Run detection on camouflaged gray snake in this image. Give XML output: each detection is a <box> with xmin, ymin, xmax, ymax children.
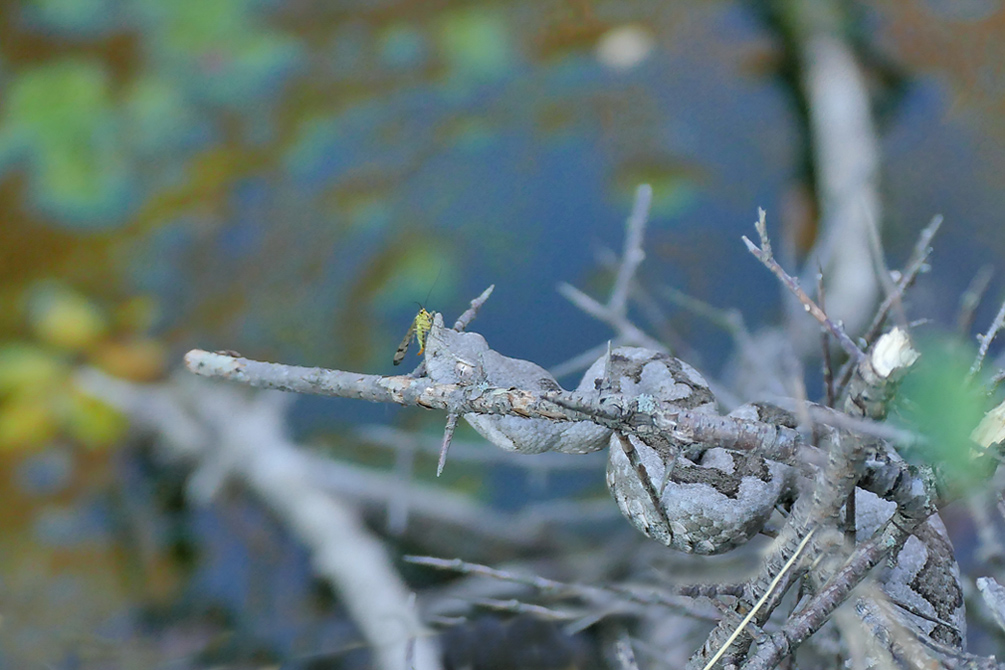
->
<box><xmin>421</xmin><ymin>314</ymin><xmax>966</xmax><ymax>649</ymax></box>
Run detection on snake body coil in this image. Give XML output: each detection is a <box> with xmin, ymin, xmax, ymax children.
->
<box><xmin>422</xmin><ymin>315</ymin><xmax>965</xmax><ymax>648</ymax></box>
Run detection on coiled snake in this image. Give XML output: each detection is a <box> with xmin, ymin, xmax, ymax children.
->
<box><xmin>422</xmin><ymin>314</ymin><xmax>966</xmax><ymax>650</ymax></box>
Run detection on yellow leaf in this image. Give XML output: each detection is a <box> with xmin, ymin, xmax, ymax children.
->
<box><xmin>28</xmin><ymin>285</ymin><xmax>108</xmax><ymax>352</ymax></box>
<box><xmin>0</xmin><ymin>395</ymin><xmax>59</xmax><ymax>451</ymax></box>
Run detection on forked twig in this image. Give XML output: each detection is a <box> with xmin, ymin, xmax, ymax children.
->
<box><xmin>556</xmin><ymin>184</ymin><xmax>669</xmax><ymax>373</ymax></box>
<box><xmin>743</xmin><ymin>208</ymin><xmax>864</xmax><ymax>363</ymax></box>
<box><xmin>834</xmin><ymin>215</ymin><xmax>942</xmax><ymax>395</ymax></box>
<box><xmin>557</xmin><ymin>283</ymin><xmax>666</xmax><ymax>352</ymax></box>
<box><xmin>860</xmin><ymin>214</ymin><xmax>943</xmax><ymax>347</ymax></box>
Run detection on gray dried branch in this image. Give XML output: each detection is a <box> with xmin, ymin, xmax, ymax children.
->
<box><xmin>185</xmin><ymin>348</ymin><xmax>943</xmax><ymax>519</ymax></box>
<box><xmin>800</xmin><ymin>20</ymin><xmax>882</xmax><ymax>339</ymax></box>
<box><xmin>613</xmin><ymin>627</ymin><xmax>641</xmax><ymax>670</ymax></box>
<box><xmin>436</xmin><ymin>412</ymin><xmax>458</xmax><ymax>477</ymax></box>
<box><xmin>958</xmin><ymin>265</ymin><xmax>994</xmax><ymax>336</ymax></box>
<box><xmin>744</xmin><ymin>208</ymin><xmax>864</xmax><ymax>362</ymax></box>
<box><xmin>834</xmin><ymin>214</ymin><xmax>942</xmax><ymax>396</ymax></box>
<box><xmin>555</xmin><ymin>184</ymin><xmax>668</xmax><ymax>372</ymax></box>
<box><xmin>816</xmin><ymin>266</ymin><xmax>835</xmax><ymax>406</ymax></box>
<box><xmin>453</xmin><ymin>284</ymin><xmax>495</xmax><ymax>332</ymax></box>
<box><xmin>970</xmin><ymin>297</ymin><xmax>1005</xmax><ymax>379</ymax></box>
<box><xmin>405</xmin><ymin>555</ymin><xmax>721</xmax><ymax>623</ymax></box>
<box><xmin>610</xmin><ymin>184</ymin><xmax>653</xmax><ymax>314</ymax></box>
<box><xmin>79</xmin><ymin>369</ymin><xmax>442</xmax><ymax>670</ymax></box>
<box><xmin>557</xmin><ymin>282</ymin><xmax>666</xmax><ymax>352</ymax></box>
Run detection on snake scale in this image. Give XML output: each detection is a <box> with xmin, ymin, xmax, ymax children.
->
<box><xmin>421</xmin><ymin>314</ymin><xmax>966</xmax><ymax>652</ymax></box>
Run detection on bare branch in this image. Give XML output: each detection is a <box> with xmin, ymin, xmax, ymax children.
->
<box><xmin>81</xmin><ymin>370</ymin><xmax>442</xmax><ymax>670</ymax></box>
<box><xmin>549</xmin><ymin>341</ymin><xmax>612</xmax><ymax>380</ymax></box>
<box><xmin>453</xmin><ymin>285</ymin><xmax>495</xmax><ymax>332</ymax></box>
<box><xmin>597</xmin><ymin>246</ymin><xmax>686</xmax><ymax>354</ymax></box>
<box><xmin>741</xmin><ymin>513</ymin><xmax>919</xmax><ymax>670</ymax></box>
<box><xmin>834</xmin><ymin>214</ymin><xmax>942</xmax><ymax>396</ymax></box>
<box><xmin>970</xmin><ymin>297</ymin><xmax>1005</xmax><ymax>379</ymax></box>
<box><xmin>610</xmin><ymin>184</ymin><xmax>653</xmax><ymax>313</ymax></box>
<box><xmin>436</xmin><ymin>413</ymin><xmax>458</xmax><ymax>476</ymax></box>
<box><xmin>859</xmin><ymin>214</ymin><xmax>943</xmax><ymax>348</ymax></box>
<box><xmin>184</xmin><ymin>349</ymin><xmax>595</xmax><ymax>423</ymax></box>
<box><xmin>557</xmin><ymin>183</ymin><xmax>671</xmax><ymax>371</ymax></box>
<box><xmin>958</xmin><ymin>265</ymin><xmax>994</xmax><ymax>336</ymax></box>
<box><xmin>744</xmin><ymin>208</ymin><xmax>864</xmax><ymax>362</ymax></box>
<box><xmin>557</xmin><ymin>282</ymin><xmax>666</xmax><ymax>352</ymax></box>
<box><xmin>468</xmin><ymin>598</ymin><xmax>578</xmax><ymax>621</ymax></box>
<box><xmin>405</xmin><ymin>555</ymin><xmax>722</xmax><ymax>622</ymax></box>
<box><xmin>662</xmin><ymin>286</ymin><xmax>747</xmax><ymax>335</ymax></box>
<box><xmin>817</xmin><ymin>266</ymin><xmax>835</xmax><ymax>406</ymax></box>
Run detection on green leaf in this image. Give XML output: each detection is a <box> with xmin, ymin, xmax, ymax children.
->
<box><xmin>893</xmin><ymin>335</ymin><xmax>988</xmax><ymax>480</ymax></box>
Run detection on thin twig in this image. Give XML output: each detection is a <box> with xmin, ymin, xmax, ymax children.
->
<box><xmin>471</xmin><ymin>598</ymin><xmax>578</xmax><ymax>620</ymax></box>
<box><xmin>744</xmin><ymin>208</ymin><xmax>864</xmax><ymax>362</ymax></box>
<box><xmin>662</xmin><ymin>286</ymin><xmax>747</xmax><ymax>335</ymax></box>
<box><xmin>610</xmin><ymin>184</ymin><xmax>653</xmax><ymax>314</ymax></box>
<box><xmin>817</xmin><ymin>265</ymin><xmax>835</xmax><ymax>407</ymax></box>
<box><xmin>970</xmin><ymin>297</ymin><xmax>1005</xmax><ymax>379</ymax></box>
<box><xmin>549</xmin><ymin>341</ymin><xmax>613</xmax><ymax>380</ymax></box>
<box><xmin>453</xmin><ymin>285</ymin><xmax>496</xmax><ymax>332</ymax></box>
<box><xmin>406</xmin><ymin>555</ymin><xmax>575</xmax><ymax>594</ymax></box>
<box><xmin>558</xmin><ymin>183</ymin><xmax>669</xmax><ymax>364</ymax></box>
<box><xmin>557</xmin><ymin>283</ymin><xmax>666</xmax><ymax>352</ymax></box>
<box><xmin>862</xmin><ymin>214</ymin><xmax>943</xmax><ymax>346</ymax></box>
<box><xmin>436</xmin><ymin>413</ymin><xmax>458</xmax><ymax>477</ymax></box>
<box><xmin>834</xmin><ymin>214</ymin><xmax>942</xmax><ymax>395</ymax></box>
<box><xmin>958</xmin><ymin>265</ymin><xmax>994</xmax><ymax>336</ymax></box>
<box><xmin>865</xmin><ymin>203</ymin><xmax>908</xmax><ymax>333</ymax></box>
<box><xmin>596</xmin><ymin>246</ymin><xmax>688</xmax><ymax>354</ymax></box>
<box><xmin>405</xmin><ymin>555</ymin><xmax>722</xmax><ymax>622</ymax></box>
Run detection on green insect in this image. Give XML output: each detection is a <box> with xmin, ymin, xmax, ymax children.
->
<box><xmin>393</xmin><ymin>307</ymin><xmax>434</xmax><ymax>365</ymax></box>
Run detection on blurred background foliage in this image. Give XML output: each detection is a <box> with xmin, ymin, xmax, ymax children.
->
<box><xmin>2</xmin><ymin>0</ymin><xmax>1005</xmax><ymax>667</ymax></box>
